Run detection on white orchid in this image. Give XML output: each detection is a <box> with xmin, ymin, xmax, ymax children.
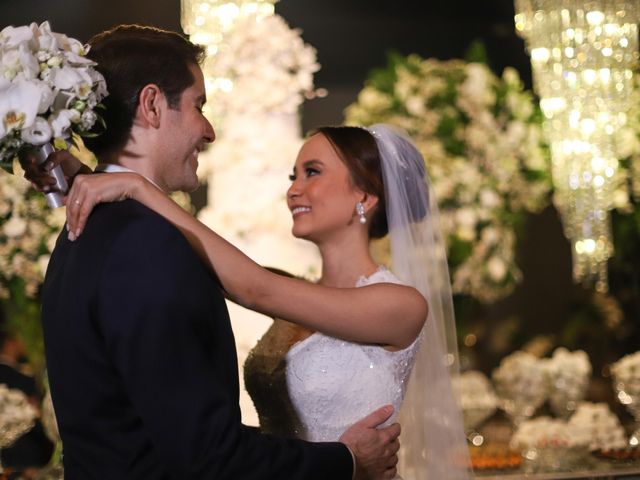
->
<box><xmin>0</xmin><ymin>79</ymin><xmax>42</xmax><ymax>136</ymax></box>
<box><xmin>0</xmin><ymin>25</ymin><xmax>33</xmax><ymax>49</ymax></box>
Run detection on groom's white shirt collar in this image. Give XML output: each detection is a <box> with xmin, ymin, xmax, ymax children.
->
<box><xmin>95</xmin><ymin>163</ymin><xmax>164</xmax><ymax>192</ymax></box>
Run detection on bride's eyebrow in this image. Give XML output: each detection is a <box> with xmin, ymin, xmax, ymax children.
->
<box><xmin>302</xmin><ymin>159</ymin><xmax>323</xmax><ymax>168</ymax></box>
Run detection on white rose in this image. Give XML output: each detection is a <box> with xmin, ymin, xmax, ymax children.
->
<box><xmin>502</xmin><ymin>67</ymin><xmax>521</xmax><ymax>88</ymax></box>
<box><xmin>460</xmin><ymin>63</ymin><xmax>495</xmax><ymax>106</ymax></box>
<box><xmin>480</xmin><ymin>188</ymin><xmax>502</xmax><ymax>209</ymax></box>
<box><xmin>3</xmin><ymin>215</ymin><xmax>27</xmax><ymax>238</ymax></box>
<box><xmin>359</xmin><ymin>88</ymin><xmax>391</xmax><ymax>110</ymax></box>
<box><xmin>80</xmin><ymin>110</ymin><xmax>97</xmax><ymax>130</ymax></box>
<box><xmin>405</xmin><ymin>96</ymin><xmax>425</xmax><ymax>116</ymax></box>
<box><xmin>37</xmin><ymin>254</ymin><xmax>51</xmax><ymax>277</ymax></box>
<box><xmin>49</xmin><ymin>108</ymin><xmax>80</xmax><ymax>138</ymax></box>
<box><xmin>487</xmin><ymin>256</ymin><xmax>507</xmax><ymax>282</ymax></box>
<box><xmin>481</xmin><ymin>226</ymin><xmax>500</xmax><ymax>245</ymax></box>
<box><xmin>21</xmin><ymin>116</ymin><xmax>52</xmax><ymax>144</ymax></box>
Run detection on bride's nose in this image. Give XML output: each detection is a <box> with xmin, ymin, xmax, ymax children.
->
<box><xmin>287</xmin><ymin>179</ymin><xmax>302</xmax><ymax>199</ymax></box>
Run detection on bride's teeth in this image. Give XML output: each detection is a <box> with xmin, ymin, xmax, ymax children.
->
<box><xmin>292</xmin><ymin>207</ymin><xmax>310</xmax><ymax>215</ymax></box>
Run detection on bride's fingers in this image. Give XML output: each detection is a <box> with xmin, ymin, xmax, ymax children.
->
<box><xmin>66</xmin><ymin>194</ymin><xmax>83</xmax><ymax>241</ymax></box>
<box><xmin>67</xmin><ymin>192</ymin><xmax>95</xmax><ymax>241</ymax></box>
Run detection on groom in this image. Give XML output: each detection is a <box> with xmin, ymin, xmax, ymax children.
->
<box><xmin>40</xmin><ymin>25</ymin><xmax>400</xmax><ymax>479</ymax></box>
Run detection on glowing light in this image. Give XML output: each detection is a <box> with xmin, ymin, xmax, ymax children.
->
<box><xmin>586</xmin><ymin>11</ymin><xmax>605</xmax><ymax>25</ymax></box>
<box><xmin>514</xmin><ymin>0</ymin><xmax>640</xmax><ymax>291</ymax></box>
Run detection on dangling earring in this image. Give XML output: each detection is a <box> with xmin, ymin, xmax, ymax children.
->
<box><xmin>356</xmin><ymin>202</ymin><xmax>367</xmax><ymax>224</ymax></box>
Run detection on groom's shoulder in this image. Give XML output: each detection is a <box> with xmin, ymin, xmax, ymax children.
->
<box><xmin>86</xmin><ymin>199</ymin><xmax>182</xmax><ymax>244</ymax></box>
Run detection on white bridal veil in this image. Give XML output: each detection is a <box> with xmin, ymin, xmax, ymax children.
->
<box><xmin>367</xmin><ymin>124</ymin><xmax>472</xmax><ymax>479</ymax></box>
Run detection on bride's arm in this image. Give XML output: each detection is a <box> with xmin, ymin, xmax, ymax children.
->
<box><xmin>67</xmin><ymin>173</ymin><xmax>427</xmax><ymax>349</ymax></box>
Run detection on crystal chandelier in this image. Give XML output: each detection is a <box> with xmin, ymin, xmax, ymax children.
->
<box><xmin>514</xmin><ymin>0</ymin><xmax>640</xmax><ymax>292</ymax></box>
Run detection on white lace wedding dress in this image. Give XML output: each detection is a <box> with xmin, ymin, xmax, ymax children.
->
<box><xmin>244</xmin><ymin>267</ymin><xmax>422</xmax><ymax>448</ymax></box>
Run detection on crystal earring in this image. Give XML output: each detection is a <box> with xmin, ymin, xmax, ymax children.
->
<box><xmin>356</xmin><ymin>202</ymin><xmax>366</xmax><ymax>224</ymax></box>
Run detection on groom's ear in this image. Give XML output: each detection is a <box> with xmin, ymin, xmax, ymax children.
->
<box><xmin>137</xmin><ymin>84</ymin><xmax>164</xmax><ymax>129</ymax></box>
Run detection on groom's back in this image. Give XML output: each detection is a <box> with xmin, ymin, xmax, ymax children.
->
<box><xmin>42</xmin><ymin>199</ymin><xmax>236</xmax><ymax>479</ymax></box>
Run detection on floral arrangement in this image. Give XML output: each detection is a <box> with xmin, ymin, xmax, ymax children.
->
<box><xmin>0</xmin><ymin>383</ymin><xmax>37</xmax><ymax>448</ymax></box>
<box><xmin>511</xmin><ymin>416</ymin><xmax>590</xmax><ymax>451</ymax></box>
<box><xmin>0</xmin><ymin>169</ymin><xmax>66</xmax><ymax>301</ymax></box>
<box><xmin>611</xmin><ymin>351</ymin><xmax>640</xmax><ymax>425</ymax></box>
<box><xmin>345</xmin><ymin>53</ymin><xmax>551</xmax><ymax>303</ymax></box>
<box><xmin>203</xmin><ymin>14</ymin><xmax>319</xmax><ymax>121</ymax></box>
<box><xmin>452</xmin><ymin>370</ymin><xmax>498</xmax><ymax>431</ymax></box>
<box><xmin>543</xmin><ymin>347</ymin><xmax>591</xmax><ymax>418</ymax></box>
<box><xmin>0</xmin><ymin>21</ymin><xmax>107</xmax><ymax>172</ymax></box>
<box><xmin>492</xmin><ymin>350</ymin><xmax>547</xmax><ymax>423</ymax></box>
<box><xmin>568</xmin><ymin>402</ymin><xmax>628</xmax><ymax>451</ymax></box>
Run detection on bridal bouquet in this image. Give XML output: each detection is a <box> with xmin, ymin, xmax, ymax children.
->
<box><xmin>0</xmin><ymin>21</ymin><xmax>107</xmax><ymax>202</ymax></box>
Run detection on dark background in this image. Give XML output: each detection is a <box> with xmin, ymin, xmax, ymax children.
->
<box><xmin>0</xmin><ymin>0</ymin><xmax>583</xmax><ymax>371</ymax></box>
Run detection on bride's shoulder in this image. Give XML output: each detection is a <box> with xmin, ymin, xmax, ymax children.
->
<box><xmin>356</xmin><ymin>266</ymin><xmax>404</xmax><ymax>287</ymax></box>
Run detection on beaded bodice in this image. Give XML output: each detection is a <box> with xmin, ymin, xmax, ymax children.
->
<box><xmin>243</xmin><ymin>268</ymin><xmax>421</xmax><ymax>442</ymax></box>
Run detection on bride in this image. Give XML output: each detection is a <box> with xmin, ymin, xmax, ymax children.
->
<box><xmin>55</xmin><ymin>124</ymin><xmax>472</xmax><ymax>478</ymax></box>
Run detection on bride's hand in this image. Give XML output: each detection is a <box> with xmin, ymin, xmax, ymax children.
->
<box><xmin>66</xmin><ymin>172</ymin><xmax>145</xmax><ymax>241</ymax></box>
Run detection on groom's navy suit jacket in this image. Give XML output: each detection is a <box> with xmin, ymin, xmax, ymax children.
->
<box><xmin>42</xmin><ymin>200</ymin><xmax>352</xmax><ymax>479</ymax></box>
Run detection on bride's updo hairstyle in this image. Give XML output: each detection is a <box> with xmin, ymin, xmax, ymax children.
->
<box><xmin>311</xmin><ymin>126</ymin><xmax>388</xmax><ymax>239</ymax></box>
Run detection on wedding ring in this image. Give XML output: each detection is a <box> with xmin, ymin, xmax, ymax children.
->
<box><xmin>74</xmin><ymin>199</ymin><xmax>81</xmax><ymax>205</ymax></box>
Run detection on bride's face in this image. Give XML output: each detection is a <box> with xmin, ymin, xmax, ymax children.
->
<box><xmin>287</xmin><ymin>133</ymin><xmax>364</xmax><ymax>243</ymax></box>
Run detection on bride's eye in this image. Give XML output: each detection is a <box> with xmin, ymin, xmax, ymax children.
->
<box><xmin>288</xmin><ymin>174</ymin><xmax>296</xmax><ymax>181</ymax></box>
<box><xmin>306</xmin><ymin>167</ymin><xmax>320</xmax><ymax>177</ymax></box>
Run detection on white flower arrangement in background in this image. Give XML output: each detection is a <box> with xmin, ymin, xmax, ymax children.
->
<box><xmin>452</xmin><ymin>370</ymin><xmax>498</xmax><ymax>432</ymax></box>
<box><xmin>202</xmin><ymin>14</ymin><xmax>319</xmax><ymax>122</ymax></box>
<box><xmin>543</xmin><ymin>347</ymin><xmax>592</xmax><ymax>419</ymax></box>
<box><xmin>0</xmin><ymin>21</ymin><xmax>107</xmax><ymax>172</ymax></box>
<box><xmin>0</xmin><ymin>383</ymin><xmax>36</xmax><ymax>449</ymax></box>
<box><xmin>568</xmin><ymin>402</ymin><xmax>628</xmax><ymax>451</ymax></box>
<box><xmin>0</xmin><ymin>167</ymin><xmax>65</xmax><ymax>299</ymax></box>
<box><xmin>511</xmin><ymin>416</ymin><xmax>590</xmax><ymax>451</ymax></box>
<box><xmin>492</xmin><ymin>350</ymin><xmax>547</xmax><ymax>424</ymax></box>
<box><xmin>346</xmin><ymin>54</ymin><xmax>551</xmax><ymax>303</ymax></box>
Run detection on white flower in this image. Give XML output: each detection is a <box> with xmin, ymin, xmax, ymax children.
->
<box><xmin>460</xmin><ymin>63</ymin><xmax>495</xmax><ymax>106</ymax></box>
<box><xmin>480</xmin><ymin>188</ymin><xmax>502</xmax><ymax>209</ymax></box>
<box><xmin>0</xmin><ymin>79</ymin><xmax>41</xmax><ymax>136</ymax></box>
<box><xmin>80</xmin><ymin>110</ymin><xmax>97</xmax><ymax>130</ymax></box>
<box><xmin>21</xmin><ymin>116</ymin><xmax>52</xmax><ymax>144</ymax></box>
<box><xmin>486</xmin><ymin>256</ymin><xmax>507</xmax><ymax>282</ymax></box>
<box><xmin>358</xmin><ymin>87</ymin><xmax>392</xmax><ymax>111</ymax></box>
<box><xmin>0</xmin><ymin>25</ymin><xmax>33</xmax><ymax>48</ymax></box>
<box><xmin>49</xmin><ymin>65</ymin><xmax>90</xmax><ymax>91</ymax></box>
<box><xmin>3</xmin><ymin>215</ymin><xmax>27</xmax><ymax>237</ymax></box>
<box><xmin>405</xmin><ymin>96</ymin><xmax>425</xmax><ymax>116</ymax></box>
<box><xmin>49</xmin><ymin>108</ymin><xmax>80</xmax><ymax>138</ymax></box>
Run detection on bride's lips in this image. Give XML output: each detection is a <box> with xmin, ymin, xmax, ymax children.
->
<box><xmin>290</xmin><ymin>206</ymin><xmax>311</xmax><ymax>218</ymax></box>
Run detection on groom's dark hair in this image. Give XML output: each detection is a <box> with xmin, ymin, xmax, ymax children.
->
<box><xmin>83</xmin><ymin>25</ymin><xmax>206</xmax><ymax>158</ymax></box>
